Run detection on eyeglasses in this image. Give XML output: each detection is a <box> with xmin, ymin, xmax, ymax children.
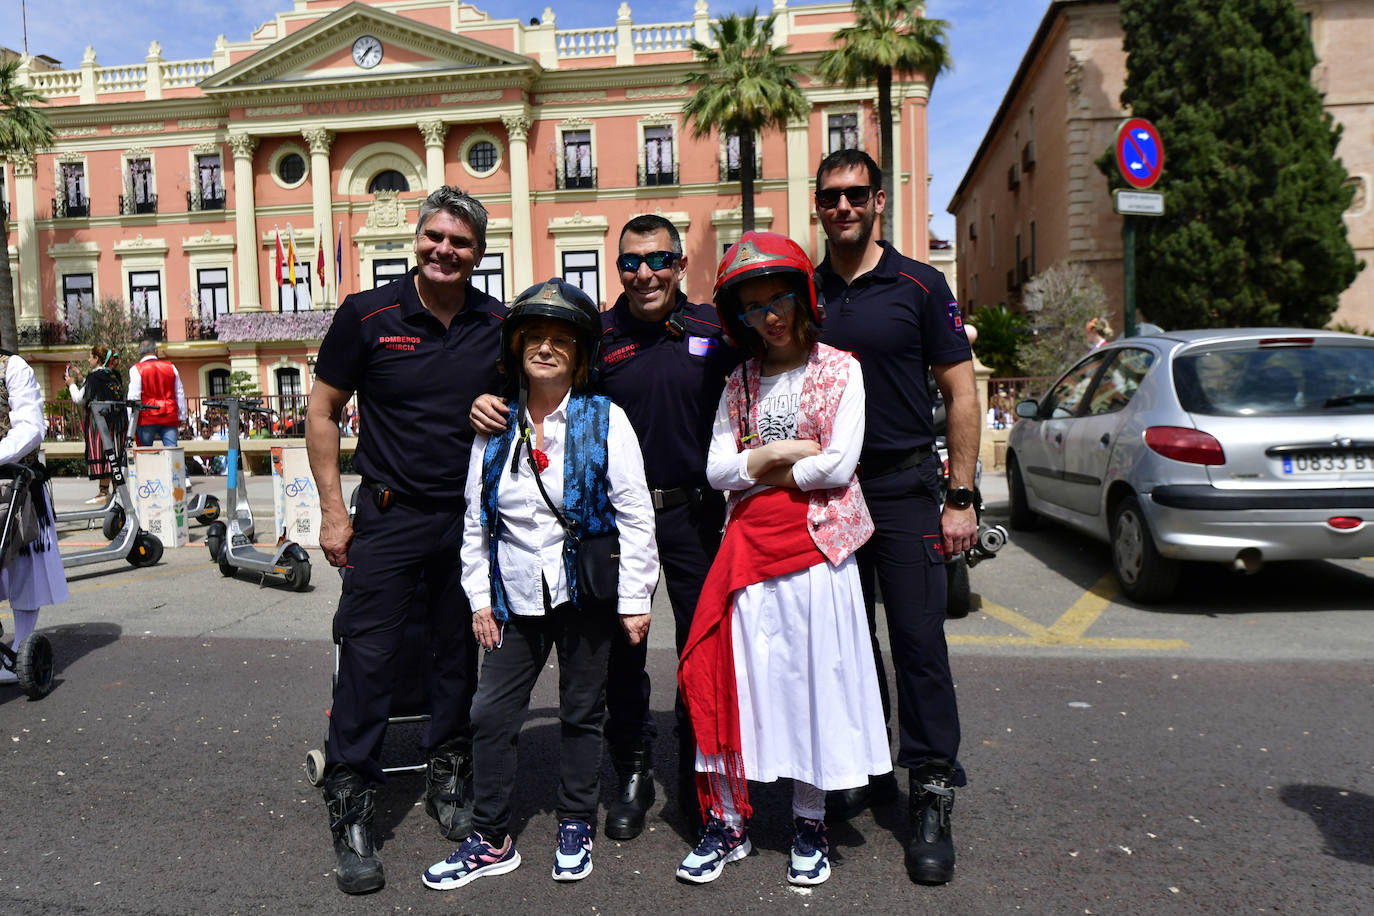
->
<box><xmin>616</xmin><ymin>250</ymin><xmax>680</xmax><ymax>273</ymax></box>
<box><xmin>523</xmin><ymin>333</ymin><xmax>576</xmax><ymax>353</ymax></box>
<box><xmin>739</xmin><ymin>291</ymin><xmax>798</xmax><ymax>328</ymax></box>
<box><xmin>815</xmin><ymin>185</ymin><xmax>876</xmax><ymax>210</ymax></box>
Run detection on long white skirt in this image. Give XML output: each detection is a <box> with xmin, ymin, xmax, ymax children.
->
<box><xmin>1</xmin><ymin>490</ymin><xmax>70</xmax><ymax>610</ymax></box>
<box><xmin>697</xmin><ymin>554</ymin><xmax>891</xmax><ymax>791</ymax></box>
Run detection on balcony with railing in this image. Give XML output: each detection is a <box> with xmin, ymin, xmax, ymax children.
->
<box><xmin>18</xmin><ymin>318</ymin><xmax>163</xmax><ymax>348</ymax></box>
<box><xmin>213</xmin><ymin>309</ymin><xmax>336</xmax><ymax>343</ymax></box>
<box><xmin>555</xmin><ymin>167</ymin><xmax>597</xmax><ymax>190</ymax></box>
<box><xmin>51</xmin><ymin>195</ymin><xmax>89</xmax><ymax>219</ymax></box>
<box><xmin>119</xmin><ymin>193</ymin><xmax>158</xmax><ymax>215</ymax></box>
<box><xmin>639</xmin><ymin>163</ymin><xmax>679</xmax><ymax>187</ymax></box>
<box><xmin>187</xmin><ymin>189</ymin><xmax>225</xmax><ymax>211</ymax></box>
<box><xmin>185</xmin><ymin>316</ymin><xmax>219</xmax><ymax>341</ymax></box>
<box><xmin>720</xmin><ymin>156</ymin><xmax>763</xmax><ymax>183</ymax></box>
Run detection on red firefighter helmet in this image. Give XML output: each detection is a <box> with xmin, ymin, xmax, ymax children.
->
<box><xmin>713</xmin><ymin>231</ymin><xmax>825</xmax><ymax>349</ymax></box>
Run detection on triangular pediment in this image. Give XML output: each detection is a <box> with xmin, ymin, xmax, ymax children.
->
<box><xmin>201</xmin><ymin>1</ymin><xmax>535</xmax><ymax>94</ymax></box>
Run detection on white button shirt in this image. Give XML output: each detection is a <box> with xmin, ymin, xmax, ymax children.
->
<box><xmin>461</xmin><ymin>391</ymin><xmax>659</xmax><ymax>617</ymax></box>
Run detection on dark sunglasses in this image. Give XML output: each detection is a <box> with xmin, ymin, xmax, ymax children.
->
<box><xmin>616</xmin><ymin>250</ymin><xmax>680</xmax><ymax>273</ymax></box>
<box><xmin>815</xmin><ymin>185</ymin><xmax>876</xmax><ymax>209</ymax></box>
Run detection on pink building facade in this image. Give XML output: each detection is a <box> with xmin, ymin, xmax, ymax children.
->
<box><xmin>3</xmin><ymin>0</ymin><xmax>940</xmax><ymax>406</ymax></box>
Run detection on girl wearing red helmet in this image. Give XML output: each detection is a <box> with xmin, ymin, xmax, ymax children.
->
<box><xmin>676</xmin><ymin>232</ymin><xmax>890</xmax><ymax>887</ymax></box>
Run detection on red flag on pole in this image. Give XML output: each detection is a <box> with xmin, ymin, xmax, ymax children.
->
<box><xmin>335</xmin><ymin>220</ymin><xmax>344</xmax><ymax>298</ymax></box>
<box><xmin>274</xmin><ymin>227</ymin><xmax>284</xmax><ymax>287</ymax></box>
<box><xmin>316</xmin><ymin>225</ymin><xmax>325</xmax><ymax>288</ymax></box>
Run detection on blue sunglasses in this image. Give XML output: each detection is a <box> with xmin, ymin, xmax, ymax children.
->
<box><xmin>617</xmin><ymin>250</ymin><xmax>679</xmax><ymax>273</ymax></box>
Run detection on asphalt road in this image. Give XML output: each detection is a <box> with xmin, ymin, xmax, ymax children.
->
<box><xmin>0</xmin><ymin>473</ymin><xmax>1369</xmax><ymax>914</ymax></box>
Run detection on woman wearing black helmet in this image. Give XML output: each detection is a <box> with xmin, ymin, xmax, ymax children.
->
<box><xmin>423</xmin><ymin>279</ymin><xmax>658</xmax><ymax>891</ymax></box>
<box><xmin>676</xmin><ymin>232</ymin><xmax>890</xmax><ymax>887</ymax></box>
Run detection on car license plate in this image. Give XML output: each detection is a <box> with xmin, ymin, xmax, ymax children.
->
<box><xmin>1281</xmin><ymin>450</ymin><xmax>1374</xmax><ymax>474</ymax></box>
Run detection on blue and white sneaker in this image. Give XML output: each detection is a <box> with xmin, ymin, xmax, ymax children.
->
<box><xmin>787</xmin><ymin>817</ymin><xmax>831</xmax><ymax>885</ymax></box>
<box><xmin>676</xmin><ymin>818</ymin><xmax>751</xmax><ymax>884</ymax></box>
<box><xmin>552</xmin><ymin>818</ymin><xmax>594</xmax><ymax>881</ymax></box>
<box><xmin>422</xmin><ymin>831</ymin><xmax>521</xmax><ymax>890</ymax></box>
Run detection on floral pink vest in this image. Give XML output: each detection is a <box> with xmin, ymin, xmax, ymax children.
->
<box><xmin>723</xmin><ymin>342</ymin><xmax>874</xmax><ymax>566</ymax></box>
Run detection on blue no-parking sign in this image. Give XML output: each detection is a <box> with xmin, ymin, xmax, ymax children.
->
<box><xmin>1115</xmin><ymin>117</ymin><xmax>1165</xmax><ymax>189</ymax></box>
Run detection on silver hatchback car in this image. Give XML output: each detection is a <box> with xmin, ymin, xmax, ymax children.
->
<box><xmin>1005</xmin><ymin>328</ymin><xmax>1374</xmax><ymax>602</ymax></box>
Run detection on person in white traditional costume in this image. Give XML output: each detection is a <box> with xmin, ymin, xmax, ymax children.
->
<box><xmin>0</xmin><ymin>350</ymin><xmax>70</xmax><ymax>685</ymax></box>
<box><xmin>676</xmin><ymin>232</ymin><xmax>890</xmax><ymax>887</ymax></box>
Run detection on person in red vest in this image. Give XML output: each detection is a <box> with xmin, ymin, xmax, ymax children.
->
<box><xmin>127</xmin><ymin>339</ymin><xmax>187</xmax><ymax>446</ymax></box>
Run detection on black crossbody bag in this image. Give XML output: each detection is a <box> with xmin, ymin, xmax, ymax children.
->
<box><xmin>518</xmin><ymin>433</ymin><xmax>620</xmax><ymax>607</ymax></box>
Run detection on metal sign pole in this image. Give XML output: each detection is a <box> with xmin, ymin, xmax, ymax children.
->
<box><xmin>1122</xmin><ymin>216</ymin><xmax>1137</xmax><ymax>337</ymax></box>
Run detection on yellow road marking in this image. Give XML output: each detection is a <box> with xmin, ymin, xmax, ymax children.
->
<box><xmin>2</xmin><ymin>563</ymin><xmax>215</xmax><ymax>617</ymax></box>
<box><xmin>957</xmin><ymin>572</ymin><xmax>1191</xmax><ymax>651</ymax></box>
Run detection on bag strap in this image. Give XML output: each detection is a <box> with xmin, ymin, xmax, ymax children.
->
<box><xmin>517</xmin><ymin>420</ymin><xmax>580</xmax><ymax>543</ymax></box>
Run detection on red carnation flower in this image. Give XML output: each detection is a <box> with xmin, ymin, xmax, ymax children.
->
<box><xmin>531</xmin><ymin>448</ymin><xmax>550</xmax><ymax>474</ymax></box>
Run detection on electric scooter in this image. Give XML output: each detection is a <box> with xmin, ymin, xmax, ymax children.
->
<box><xmin>202</xmin><ymin>397</ymin><xmax>311</xmax><ymax>591</ymax></box>
<box><xmin>0</xmin><ymin>462</ymin><xmax>55</xmax><ymax>698</ymax></box>
<box><xmin>58</xmin><ymin>401</ymin><xmax>164</xmax><ymax>569</ymax></box>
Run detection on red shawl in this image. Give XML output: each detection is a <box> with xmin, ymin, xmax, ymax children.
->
<box><xmin>677</xmin><ymin>486</ymin><xmax>826</xmax><ymax>821</ymax></box>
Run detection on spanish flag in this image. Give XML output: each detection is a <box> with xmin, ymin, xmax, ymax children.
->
<box><xmin>286</xmin><ymin>225</ymin><xmax>298</xmax><ymax>287</ymax></box>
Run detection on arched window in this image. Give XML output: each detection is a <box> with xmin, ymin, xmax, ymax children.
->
<box><xmin>368</xmin><ymin>170</ymin><xmax>409</xmax><ymax>193</ymax></box>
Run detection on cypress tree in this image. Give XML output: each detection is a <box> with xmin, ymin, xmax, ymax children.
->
<box><xmin>1098</xmin><ymin>0</ymin><xmax>1362</xmax><ymax>329</ymax></box>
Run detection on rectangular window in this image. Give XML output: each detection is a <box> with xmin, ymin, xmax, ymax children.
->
<box><xmin>471</xmin><ymin>254</ymin><xmax>504</xmax><ymax>302</ymax></box>
<box><xmin>276</xmin><ymin>367</ymin><xmax>302</xmax><ymax>399</ymax></box>
<box><xmin>60</xmin><ymin>162</ymin><xmax>88</xmax><ymax>217</ymax></box>
<box><xmin>208</xmin><ymin>368</ymin><xmax>231</xmax><ymax>397</ymax></box>
<box><xmin>127</xmin><ymin>157</ymin><xmax>156</xmax><ymax>214</ymax></box>
<box><xmin>562</xmin><ymin>131</ymin><xmax>593</xmax><ymax>189</ymax></box>
<box><xmin>726</xmin><ymin>134</ymin><xmax>741</xmax><ymax>181</ymax></box>
<box><xmin>0</xmin><ymin>169</ymin><xmax>7</xmax><ymax>222</ymax></box>
<box><xmin>196</xmin><ymin>154</ymin><xmax>224</xmax><ymax>210</ymax></box>
<box><xmin>278</xmin><ymin>261</ymin><xmax>313</xmax><ymax>311</ymax></box>
<box><xmin>828</xmin><ymin>113</ymin><xmax>859</xmax><ymax>153</ymax></box>
<box><xmin>129</xmin><ymin>270</ymin><xmax>163</xmax><ymax>330</ymax></box>
<box><xmin>196</xmin><ymin>268</ymin><xmax>230</xmax><ymax>319</ymax></box>
<box><xmin>62</xmin><ymin>273</ymin><xmax>94</xmax><ymax>321</ymax></box>
<box><xmin>372</xmin><ymin>258</ymin><xmax>409</xmax><ymax>289</ymax></box>
<box><xmin>643</xmin><ymin>126</ymin><xmax>675</xmax><ymax>186</ymax></box>
<box><xmin>561</xmin><ymin>251</ymin><xmax>598</xmax><ymax>301</ymax></box>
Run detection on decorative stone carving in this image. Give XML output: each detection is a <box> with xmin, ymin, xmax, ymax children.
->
<box><xmin>10</xmin><ymin>151</ymin><xmax>36</xmax><ymax>178</ymax></box>
<box><xmin>501</xmin><ymin>113</ymin><xmax>532</xmax><ymax>140</ymax></box>
<box><xmin>302</xmin><ymin>128</ymin><xmax>334</xmax><ymax>155</ymax></box>
<box><xmin>228</xmin><ymin>133</ymin><xmax>259</xmax><ymax>160</ymax></box>
<box><xmin>418</xmin><ymin>119</ymin><xmax>449</xmax><ymax>147</ymax></box>
<box><xmin>366</xmin><ymin>191</ymin><xmax>407</xmax><ymax>229</ymax></box>
<box><xmin>559</xmin><ymin>117</ymin><xmax>592</xmax><ymax>130</ymax></box>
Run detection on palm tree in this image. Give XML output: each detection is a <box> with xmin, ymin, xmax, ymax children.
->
<box><xmin>0</xmin><ymin>58</ymin><xmax>55</xmax><ymax>352</ymax></box>
<box><xmin>819</xmin><ymin>0</ymin><xmax>951</xmax><ymax>244</ymax></box>
<box><xmin>683</xmin><ymin>11</ymin><xmax>809</xmax><ymax>233</ymax></box>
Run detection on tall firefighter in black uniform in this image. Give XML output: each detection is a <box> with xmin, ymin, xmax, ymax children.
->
<box><xmin>472</xmin><ymin>214</ymin><xmax>737</xmax><ymax>838</ymax></box>
<box><xmin>812</xmin><ymin>150</ymin><xmax>980</xmax><ymax>886</ymax></box>
<box><xmin>306</xmin><ymin>187</ymin><xmax>507</xmax><ymax>894</ymax></box>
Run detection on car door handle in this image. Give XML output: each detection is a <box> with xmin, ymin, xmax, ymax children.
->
<box><xmin>1054</xmin><ymin>433</ymin><xmax>1063</xmax><ymax>445</ymax></box>
<box><xmin>1099</xmin><ymin>433</ymin><xmax>1111</xmax><ymax>446</ymax></box>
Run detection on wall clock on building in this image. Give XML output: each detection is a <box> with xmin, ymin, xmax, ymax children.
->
<box><xmin>352</xmin><ymin>35</ymin><xmax>383</xmax><ymax>69</ymax></box>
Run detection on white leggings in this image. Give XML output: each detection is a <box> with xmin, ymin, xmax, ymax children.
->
<box><xmin>707</xmin><ymin>770</ymin><xmax>826</xmax><ymax>828</ymax></box>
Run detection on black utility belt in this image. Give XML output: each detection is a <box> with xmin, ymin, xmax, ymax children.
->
<box><xmin>362</xmin><ymin>480</ymin><xmax>464</xmax><ymax>514</ymax></box>
<box><xmin>650</xmin><ymin>486</ymin><xmax>717</xmax><ymax>510</ymax></box>
<box><xmin>856</xmin><ymin>446</ymin><xmax>935</xmax><ymax>481</ymax></box>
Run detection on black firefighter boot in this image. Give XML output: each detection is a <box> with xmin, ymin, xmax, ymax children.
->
<box><xmin>906</xmin><ymin>764</ymin><xmax>957</xmax><ymax>884</ymax></box>
<box><xmin>605</xmin><ymin>739</ymin><xmax>656</xmax><ymax>840</ymax></box>
<box><xmin>322</xmin><ymin>767</ymin><xmax>384</xmax><ymax>894</ymax></box>
<box><xmin>424</xmin><ymin>737</ymin><xmax>475</xmax><ymax>841</ymax></box>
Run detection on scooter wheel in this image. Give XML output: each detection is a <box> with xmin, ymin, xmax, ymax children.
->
<box><xmin>196</xmin><ymin>495</ymin><xmax>221</xmax><ymax>525</ymax></box>
<box><xmin>946</xmin><ymin>556</ymin><xmax>973</xmax><ymax>619</ymax></box>
<box><xmin>101</xmin><ymin>503</ymin><xmax>126</xmax><ymax>541</ymax></box>
<box><xmin>285</xmin><ymin>555</ymin><xmax>312</xmax><ymax>592</ymax></box>
<box><xmin>217</xmin><ymin>542</ymin><xmax>236</xmax><ymax>578</ymax></box>
<box><xmin>127</xmin><ymin>532</ymin><xmax>164</xmax><ymax>568</ymax></box>
<box><xmin>205</xmin><ymin>521</ymin><xmax>226</xmax><ymax>563</ymax></box>
<box><xmin>304</xmin><ymin>749</ymin><xmax>326</xmax><ymax>786</ymax></box>
<box><xmin>15</xmin><ymin>633</ymin><xmax>55</xmax><ymax>699</ymax></box>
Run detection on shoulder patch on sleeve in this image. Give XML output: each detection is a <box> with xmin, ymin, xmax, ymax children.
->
<box><xmin>947</xmin><ymin>300</ymin><xmax>964</xmax><ymax>331</ymax></box>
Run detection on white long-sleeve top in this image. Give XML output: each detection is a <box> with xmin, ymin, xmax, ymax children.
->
<box><xmin>0</xmin><ymin>355</ymin><xmax>45</xmax><ymax>466</ymax></box>
<box><xmin>706</xmin><ymin>356</ymin><xmax>866</xmax><ymax>497</ymax></box>
<box><xmin>461</xmin><ymin>391</ymin><xmax>659</xmax><ymax>617</ymax></box>
<box><xmin>127</xmin><ymin>354</ymin><xmax>187</xmax><ymax>428</ymax></box>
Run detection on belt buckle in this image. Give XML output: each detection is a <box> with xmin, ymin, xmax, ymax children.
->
<box><xmin>650</xmin><ymin>489</ymin><xmax>666</xmax><ymax>510</ymax></box>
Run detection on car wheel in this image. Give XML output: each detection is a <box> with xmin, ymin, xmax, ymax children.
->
<box><xmin>1007</xmin><ymin>454</ymin><xmax>1038</xmax><ymax>531</ymax></box>
<box><xmin>1110</xmin><ymin>493</ymin><xmax>1180</xmax><ymax>603</ymax></box>
<box><xmin>945</xmin><ymin>557</ymin><xmax>972</xmax><ymax>619</ymax></box>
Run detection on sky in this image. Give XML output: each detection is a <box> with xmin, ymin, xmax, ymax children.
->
<box><xmin>4</xmin><ymin>0</ymin><xmax>1051</xmax><ymax>242</ymax></box>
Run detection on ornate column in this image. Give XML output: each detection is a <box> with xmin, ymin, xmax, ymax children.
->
<box><xmin>785</xmin><ymin>113</ymin><xmax>812</xmax><ymax>254</ymax></box>
<box><xmin>302</xmin><ymin>128</ymin><xmax>335</xmax><ymax>306</ymax></box>
<box><xmin>418</xmin><ymin>119</ymin><xmax>448</xmax><ymax>190</ymax></box>
<box><xmin>228</xmin><ymin>132</ymin><xmax>261</xmax><ymax>310</ymax></box>
<box><xmin>11</xmin><ymin>152</ymin><xmax>41</xmax><ymax>322</ymax></box>
<box><xmin>501</xmin><ymin>112</ymin><xmax>534</xmax><ymax>290</ymax></box>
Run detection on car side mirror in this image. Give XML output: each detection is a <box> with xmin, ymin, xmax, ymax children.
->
<box><xmin>1014</xmin><ymin>399</ymin><xmax>1040</xmax><ymax>420</ymax></box>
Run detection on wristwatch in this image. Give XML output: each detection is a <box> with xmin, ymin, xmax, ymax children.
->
<box><xmin>947</xmin><ymin>486</ymin><xmax>976</xmax><ymax>510</ymax></box>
